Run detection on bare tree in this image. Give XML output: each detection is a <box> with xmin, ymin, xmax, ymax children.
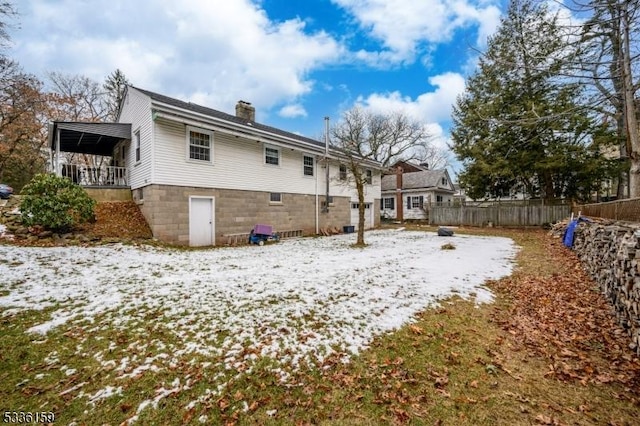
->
<box><xmin>0</xmin><ymin>2</ymin><xmax>16</xmax><ymax>51</ymax></box>
<box><xmin>331</xmin><ymin>107</ymin><xmax>433</xmax><ymax>246</ymax></box>
<box><xmin>571</xmin><ymin>0</ymin><xmax>640</xmax><ymax>197</ymax></box>
<box><xmin>48</xmin><ymin>72</ymin><xmax>107</xmax><ymax>122</ymax></box>
<box><xmin>47</xmin><ymin>72</ymin><xmax>109</xmax><ymax>169</ymax></box>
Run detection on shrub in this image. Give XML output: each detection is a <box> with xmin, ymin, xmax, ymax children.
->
<box><xmin>20</xmin><ymin>174</ymin><xmax>96</xmax><ymax>232</ymax></box>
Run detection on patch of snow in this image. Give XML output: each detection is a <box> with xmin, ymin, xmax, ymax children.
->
<box><xmin>1</xmin><ymin>230</ymin><xmax>517</xmax><ymax>414</ymax></box>
<box><xmin>0</xmin><ymin>224</ymin><xmax>13</xmax><ymax>240</ymax></box>
<box><xmin>88</xmin><ymin>385</ymin><xmax>122</xmax><ymax>405</ymax></box>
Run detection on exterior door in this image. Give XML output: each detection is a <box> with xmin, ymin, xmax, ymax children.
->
<box><xmin>351</xmin><ymin>202</ymin><xmax>372</xmax><ymax>228</ymax></box>
<box><xmin>189</xmin><ymin>197</ymin><xmax>215</xmax><ymax>246</ymax></box>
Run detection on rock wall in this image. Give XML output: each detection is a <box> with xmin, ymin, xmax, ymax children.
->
<box><xmin>572</xmin><ymin>221</ymin><xmax>640</xmax><ymax>355</ymax></box>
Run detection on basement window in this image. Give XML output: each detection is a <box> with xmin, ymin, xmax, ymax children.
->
<box><xmin>270</xmin><ymin>192</ymin><xmax>282</xmax><ymax>204</ymax></box>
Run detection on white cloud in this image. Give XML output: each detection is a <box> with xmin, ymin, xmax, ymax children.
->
<box><xmin>356</xmin><ymin>72</ymin><xmax>466</xmax><ymax>123</ymax></box>
<box><xmin>11</xmin><ymin>0</ymin><xmax>342</xmax><ymax>116</ymax></box>
<box><xmin>333</xmin><ymin>0</ymin><xmax>502</xmax><ymax>63</ymax></box>
<box><xmin>279</xmin><ymin>104</ymin><xmax>308</xmax><ymax>118</ymax></box>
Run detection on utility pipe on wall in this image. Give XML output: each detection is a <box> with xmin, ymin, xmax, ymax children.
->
<box><xmin>324</xmin><ymin>116</ymin><xmax>330</xmax><ymax>213</ymax></box>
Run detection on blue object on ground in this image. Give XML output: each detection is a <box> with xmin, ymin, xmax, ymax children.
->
<box><xmin>248</xmin><ymin>224</ymin><xmax>280</xmax><ymax>246</ymax></box>
<box><xmin>562</xmin><ymin>217</ymin><xmax>591</xmax><ymax>248</ymax></box>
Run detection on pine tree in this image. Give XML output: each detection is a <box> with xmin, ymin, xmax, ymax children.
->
<box><xmin>451</xmin><ymin>0</ymin><xmax>615</xmax><ymax>202</ymax></box>
<box><xmin>103</xmin><ymin>69</ymin><xmax>129</xmax><ymax>121</ymax></box>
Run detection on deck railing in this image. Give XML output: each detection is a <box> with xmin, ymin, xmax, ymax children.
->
<box><xmin>62</xmin><ymin>165</ymin><xmax>128</xmax><ymax>187</ymax></box>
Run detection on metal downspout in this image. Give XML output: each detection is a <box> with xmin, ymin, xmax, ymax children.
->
<box><xmin>324</xmin><ymin>117</ymin><xmax>330</xmax><ymax>213</ymax></box>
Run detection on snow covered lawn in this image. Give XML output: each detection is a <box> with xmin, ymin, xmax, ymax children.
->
<box><xmin>0</xmin><ymin>229</ymin><xmax>516</xmax><ymax>420</ymax></box>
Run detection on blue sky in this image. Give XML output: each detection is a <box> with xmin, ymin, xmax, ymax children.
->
<box><xmin>8</xmin><ymin>0</ymin><xmax>508</xmax><ymax>173</ymax></box>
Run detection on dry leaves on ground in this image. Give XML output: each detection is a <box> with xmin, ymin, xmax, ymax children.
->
<box><xmin>81</xmin><ymin>201</ymin><xmax>152</xmax><ymax>240</ymax></box>
<box><xmin>491</xmin><ymin>236</ymin><xmax>640</xmax><ymax>394</ymax></box>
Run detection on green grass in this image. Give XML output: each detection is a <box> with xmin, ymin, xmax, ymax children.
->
<box><xmin>1</xmin><ymin>227</ymin><xmax>638</xmax><ymax>425</ymax></box>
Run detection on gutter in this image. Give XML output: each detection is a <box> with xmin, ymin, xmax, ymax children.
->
<box><xmin>152</xmin><ymin>106</ymin><xmax>384</xmax><ymax>169</ymax></box>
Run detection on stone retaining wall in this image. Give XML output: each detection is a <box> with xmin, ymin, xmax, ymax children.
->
<box><xmin>572</xmin><ymin>221</ymin><xmax>640</xmax><ymax>354</ymax></box>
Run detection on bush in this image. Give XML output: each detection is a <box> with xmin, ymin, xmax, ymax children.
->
<box><xmin>20</xmin><ymin>174</ymin><xmax>96</xmax><ymax>232</ymax></box>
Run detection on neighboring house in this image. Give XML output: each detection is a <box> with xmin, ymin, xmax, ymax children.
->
<box><xmin>380</xmin><ymin>166</ymin><xmax>455</xmax><ymax>220</ymax></box>
<box><xmin>453</xmin><ymin>182</ymin><xmax>530</xmax><ymax>205</ymax></box>
<box><xmin>49</xmin><ymin>86</ymin><xmax>382</xmax><ymax>246</ymax></box>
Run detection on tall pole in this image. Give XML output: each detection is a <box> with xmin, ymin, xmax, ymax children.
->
<box><xmin>324</xmin><ymin>116</ymin><xmax>330</xmax><ymax>213</ymax></box>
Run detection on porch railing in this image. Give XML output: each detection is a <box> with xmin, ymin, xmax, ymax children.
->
<box><xmin>62</xmin><ymin>165</ymin><xmax>128</xmax><ymax>187</ymax></box>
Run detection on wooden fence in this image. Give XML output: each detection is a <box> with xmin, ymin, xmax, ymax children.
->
<box><xmin>430</xmin><ymin>204</ymin><xmax>571</xmax><ymax>227</ymax></box>
<box><xmin>573</xmin><ymin>197</ymin><xmax>640</xmax><ymax>222</ymax></box>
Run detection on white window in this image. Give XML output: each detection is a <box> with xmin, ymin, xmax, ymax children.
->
<box><xmin>441</xmin><ymin>177</ymin><xmax>448</xmax><ymax>186</ymax></box>
<box><xmin>265</xmin><ymin>146</ymin><xmax>279</xmax><ymax>165</ymax></box>
<box><xmin>134</xmin><ymin>130</ymin><xmax>141</xmax><ymax>162</ymax></box>
<box><xmin>384</xmin><ymin>197</ymin><xmax>395</xmax><ymax>210</ymax></box>
<box><xmin>339</xmin><ymin>165</ymin><xmax>347</xmax><ymax>180</ymax></box>
<box><xmin>270</xmin><ymin>192</ymin><xmax>282</xmax><ymax>203</ymax></box>
<box><xmin>187</xmin><ymin>127</ymin><xmax>213</xmax><ymax>162</ymax></box>
<box><xmin>407</xmin><ymin>196</ymin><xmax>423</xmax><ymax>209</ymax></box>
<box><xmin>436</xmin><ymin>195</ymin><xmax>443</xmax><ymax>203</ymax></box>
<box><xmin>365</xmin><ymin>169</ymin><xmax>372</xmax><ymax>184</ymax></box>
<box><xmin>303</xmin><ymin>155</ymin><xmax>314</xmax><ymax>176</ymax></box>
<box><xmin>351</xmin><ymin>202</ymin><xmax>370</xmax><ymax>209</ymax></box>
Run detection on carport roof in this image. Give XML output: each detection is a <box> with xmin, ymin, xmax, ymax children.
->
<box><xmin>49</xmin><ymin>122</ymin><xmax>131</xmax><ymax>156</ymax></box>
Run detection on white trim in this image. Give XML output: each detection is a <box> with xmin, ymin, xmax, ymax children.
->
<box><xmin>188</xmin><ymin>196</ymin><xmax>215</xmax><ymax>246</ymax></box>
<box><xmin>134</xmin><ymin>128</ymin><xmax>141</xmax><ymax>164</ymax></box>
<box><xmin>303</xmin><ymin>154</ymin><xmax>314</xmax><ymax>177</ymax></box>
<box><xmin>264</xmin><ymin>145</ymin><xmax>280</xmax><ymax>166</ymax></box>
<box><xmin>269</xmin><ymin>192</ymin><xmax>283</xmax><ymax>204</ymax></box>
<box><xmin>186</xmin><ymin>125</ymin><xmax>214</xmax><ymax>164</ymax></box>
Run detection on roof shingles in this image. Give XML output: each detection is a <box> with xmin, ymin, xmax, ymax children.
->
<box><xmin>132</xmin><ymin>86</ymin><xmax>325</xmax><ymax>149</ymax></box>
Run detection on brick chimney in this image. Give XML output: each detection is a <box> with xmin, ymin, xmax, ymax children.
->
<box><xmin>235</xmin><ymin>100</ymin><xmax>255</xmax><ymax>122</ymax></box>
<box><xmin>396</xmin><ymin>166</ymin><xmax>404</xmax><ymax>222</ymax></box>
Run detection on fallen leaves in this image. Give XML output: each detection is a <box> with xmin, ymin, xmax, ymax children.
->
<box><xmin>83</xmin><ymin>201</ymin><xmax>152</xmax><ymax>240</ymax></box>
<box><xmin>491</xmin><ymin>236</ymin><xmax>640</xmax><ymax>393</ymax></box>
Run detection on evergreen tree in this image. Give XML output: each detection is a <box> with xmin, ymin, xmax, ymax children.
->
<box><xmin>451</xmin><ymin>0</ymin><xmax>615</xmax><ymax>202</ymax></box>
<box><xmin>103</xmin><ymin>69</ymin><xmax>129</xmax><ymax>121</ymax></box>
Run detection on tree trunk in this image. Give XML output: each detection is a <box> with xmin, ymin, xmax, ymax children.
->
<box><xmin>620</xmin><ymin>3</ymin><xmax>640</xmax><ymax>197</ymax></box>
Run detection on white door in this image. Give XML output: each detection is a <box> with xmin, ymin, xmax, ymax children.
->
<box><xmin>350</xmin><ymin>202</ymin><xmax>372</xmax><ymax>228</ymax></box>
<box><xmin>189</xmin><ymin>197</ymin><xmax>215</xmax><ymax>246</ymax></box>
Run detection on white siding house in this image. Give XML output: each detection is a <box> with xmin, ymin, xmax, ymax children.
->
<box><xmin>380</xmin><ymin>168</ymin><xmax>455</xmax><ymax>221</ymax></box>
<box><xmin>51</xmin><ymin>86</ymin><xmax>383</xmax><ymax>246</ymax></box>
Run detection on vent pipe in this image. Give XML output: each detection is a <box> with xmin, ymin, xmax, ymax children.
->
<box><xmin>324</xmin><ymin>116</ymin><xmax>330</xmax><ymax>213</ymax></box>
